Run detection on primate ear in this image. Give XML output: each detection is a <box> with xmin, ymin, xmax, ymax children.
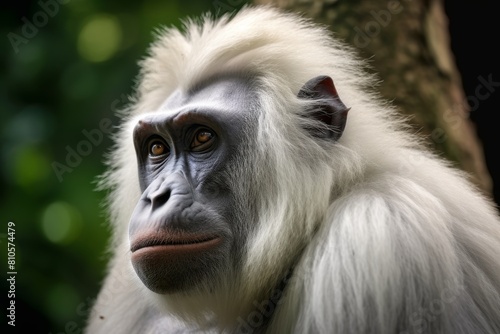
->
<box><xmin>298</xmin><ymin>75</ymin><xmax>350</xmax><ymax>140</ymax></box>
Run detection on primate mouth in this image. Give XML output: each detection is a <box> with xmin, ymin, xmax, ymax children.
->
<box><xmin>130</xmin><ymin>233</ymin><xmax>221</xmax><ymax>252</ymax></box>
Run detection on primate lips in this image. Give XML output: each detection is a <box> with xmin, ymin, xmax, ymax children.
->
<box><xmin>130</xmin><ymin>233</ymin><xmax>222</xmax><ymax>253</ymax></box>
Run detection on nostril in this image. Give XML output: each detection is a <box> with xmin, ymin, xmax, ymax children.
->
<box><xmin>150</xmin><ymin>189</ymin><xmax>171</xmax><ymax>211</ymax></box>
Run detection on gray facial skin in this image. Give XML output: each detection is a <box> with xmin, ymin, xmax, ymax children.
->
<box><xmin>129</xmin><ymin>76</ymin><xmax>259</xmax><ymax>294</ymax></box>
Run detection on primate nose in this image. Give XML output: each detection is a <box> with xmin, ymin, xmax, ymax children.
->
<box><xmin>144</xmin><ymin>173</ymin><xmax>191</xmax><ymax>212</ymax></box>
<box><xmin>147</xmin><ymin>185</ymin><xmax>171</xmax><ymax>211</ymax></box>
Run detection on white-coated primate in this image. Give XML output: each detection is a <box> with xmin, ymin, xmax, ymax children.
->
<box><xmin>86</xmin><ymin>5</ymin><xmax>500</xmax><ymax>334</ymax></box>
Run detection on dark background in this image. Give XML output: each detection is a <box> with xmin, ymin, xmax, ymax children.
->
<box><xmin>0</xmin><ymin>1</ymin><xmax>498</xmax><ymax>333</ymax></box>
<box><xmin>444</xmin><ymin>1</ymin><xmax>499</xmax><ymax>207</ymax></box>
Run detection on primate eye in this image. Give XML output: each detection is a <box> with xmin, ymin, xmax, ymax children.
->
<box><xmin>148</xmin><ymin>140</ymin><xmax>168</xmax><ymax>157</ymax></box>
<box><xmin>191</xmin><ymin>128</ymin><xmax>215</xmax><ymax>151</ymax></box>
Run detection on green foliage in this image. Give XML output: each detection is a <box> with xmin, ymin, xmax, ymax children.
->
<box><xmin>0</xmin><ymin>0</ymin><xmax>248</xmax><ymax>332</ymax></box>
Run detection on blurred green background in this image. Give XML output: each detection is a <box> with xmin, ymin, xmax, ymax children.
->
<box><xmin>1</xmin><ymin>1</ymin><xmax>499</xmax><ymax>333</ymax></box>
<box><xmin>1</xmin><ymin>1</ymin><xmax>247</xmax><ymax>332</ymax></box>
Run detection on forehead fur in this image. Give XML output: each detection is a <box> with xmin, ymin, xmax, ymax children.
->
<box><xmin>133</xmin><ymin>5</ymin><xmax>373</xmax><ymax>116</ymax></box>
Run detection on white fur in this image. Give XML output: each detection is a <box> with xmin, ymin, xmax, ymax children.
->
<box><xmin>86</xmin><ymin>5</ymin><xmax>500</xmax><ymax>333</ymax></box>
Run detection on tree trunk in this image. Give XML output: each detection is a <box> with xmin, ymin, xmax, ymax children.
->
<box><xmin>254</xmin><ymin>0</ymin><xmax>492</xmax><ymax>196</ymax></box>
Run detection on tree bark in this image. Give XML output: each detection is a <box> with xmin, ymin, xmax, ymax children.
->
<box><xmin>254</xmin><ymin>0</ymin><xmax>492</xmax><ymax>196</ymax></box>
